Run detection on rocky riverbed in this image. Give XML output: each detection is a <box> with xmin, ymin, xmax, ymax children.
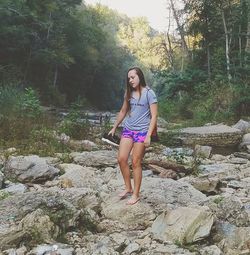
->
<box><xmin>0</xmin><ymin>120</ymin><xmax>250</xmax><ymax>255</ymax></box>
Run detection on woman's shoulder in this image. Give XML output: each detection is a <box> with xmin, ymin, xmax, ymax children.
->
<box><xmin>145</xmin><ymin>86</ymin><xmax>156</xmax><ymax>95</ymax></box>
<box><xmin>145</xmin><ymin>86</ymin><xmax>156</xmax><ymax>91</ymax></box>
<box><xmin>143</xmin><ymin>86</ymin><xmax>153</xmax><ymax>92</ymax></box>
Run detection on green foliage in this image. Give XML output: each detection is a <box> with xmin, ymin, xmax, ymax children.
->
<box><xmin>19</xmin><ymin>88</ymin><xmax>42</xmax><ymax>117</ymax></box>
<box><xmin>0</xmin><ymin>85</ymin><xmax>70</xmax><ymax>156</ymax></box>
<box><xmin>0</xmin><ymin>116</ymin><xmax>35</xmax><ymax>143</ymax></box>
<box><xmin>213</xmin><ymin>196</ymin><xmax>224</xmax><ymax>204</ymax></box>
<box><xmin>0</xmin><ymin>85</ymin><xmax>22</xmax><ymax>117</ymax></box>
<box><xmin>158</xmin><ymin>130</ymin><xmax>182</xmax><ymax>147</ymax></box>
<box><xmin>78</xmin><ymin>210</ymin><xmax>98</xmax><ymax>234</ymax></box>
<box><xmin>174</xmin><ymin>239</ymin><xmax>199</xmax><ymax>252</ymax></box>
<box><xmin>0</xmin><ymin>0</ymin><xmax>249</xmax><ymax>123</ymax></box>
<box><xmin>158</xmin><ymin>101</ymin><xmax>179</xmax><ymax>122</ymax></box>
<box><xmin>170</xmin><ymin>151</ymin><xmax>186</xmax><ymax>165</ymax></box>
<box><xmin>42</xmin><ymin>86</ymin><xmax>67</xmax><ymax>107</ymax></box>
<box><xmin>156</xmin><ymin>65</ymin><xmax>249</xmax><ymax>124</ymax></box>
<box><xmin>154</xmin><ymin>0</ymin><xmax>249</xmax><ymax>124</ymax></box>
<box><xmin>0</xmin><ymin>191</ymin><xmax>10</xmax><ymax>201</ymax></box>
<box><xmin>174</xmin><ymin>240</ymin><xmax>182</xmax><ymax>247</ymax></box>
<box><xmin>59</xmin><ymin>118</ymin><xmax>91</xmax><ymax>140</ymax></box>
<box><xmin>0</xmin><ymin>119</ymin><xmax>70</xmax><ymax>156</ymax></box>
<box><xmin>58</xmin><ymin>100</ymin><xmax>92</xmax><ymax>139</ymax></box>
<box><xmin>190</xmin><ymin>156</ymin><xmax>202</xmax><ymax>176</ymax></box>
<box><xmin>0</xmin><ymin>86</ymin><xmax>46</xmax><ymax>148</ymax></box>
<box><xmin>0</xmin><ymin>86</ymin><xmax>41</xmax><ymax>118</ymax></box>
<box><xmin>57</xmin><ymin>153</ymin><xmax>73</xmax><ymax>163</ymax></box>
<box><xmin>23</xmin><ymin>128</ymin><xmax>70</xmax><ymax>156</ymax></box>
<box><xmin>156</xmin><ymin>69</ymin><xmax>207</xmax><ymax>98</ymax></box>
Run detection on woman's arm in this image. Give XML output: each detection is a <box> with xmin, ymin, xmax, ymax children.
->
<box><xmin>144</xmin><ymin>103</ymin><xmax>158</xmax><ymax>147</ymax></box>
<box><xmin>108</xmin><ymin>99</ymin><xmax>129</xmax><ymax>136</ymax></box>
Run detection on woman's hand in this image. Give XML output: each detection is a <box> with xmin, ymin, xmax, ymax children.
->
<box><xmin>144</xmin><ymin>135</ymin><xmax>151</xmax><ymax>147</ymax></box>
<box><xmin>108</xmin><ymin>127</ymin><xmax>116</xmax><ymax>136</ymax></box>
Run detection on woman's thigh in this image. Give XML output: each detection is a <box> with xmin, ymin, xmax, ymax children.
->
<box><xmin>118</xmin><ymin>137</ymin><xmax>134</xmax><ymax>162</ymax></box>
<box><xmin>132</xmin><ymin>142</ymin><xmax>145</xmax><ymax>164</ymax></box>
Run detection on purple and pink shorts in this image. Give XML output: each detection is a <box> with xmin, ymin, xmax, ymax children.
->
<box><xmin>121</xmin><ymin>128</ymin><xmax>147</xmax><ymax>143</ymax></box>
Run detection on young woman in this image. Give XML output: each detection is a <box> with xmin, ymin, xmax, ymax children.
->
<box><xmin>108</xmin><ymin>67</ymin><xmax>158</xmax><ymax>205</ymax></box>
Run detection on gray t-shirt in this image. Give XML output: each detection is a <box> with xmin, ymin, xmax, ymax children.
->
<box><xmin>123</xmin><ymin>87</ymin><xmax>157</xmax><ymax>132</ymax></box>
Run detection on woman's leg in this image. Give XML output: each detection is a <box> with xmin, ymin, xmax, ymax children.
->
<box><xmin>127</xmin><ymin>142</ymin><xmax>145</xmax><ymax>204</ymax></box>
<box><xmin>117</xmin><ymin>137</ymin><xmax>134</xmax><ymax>196</ymax></box>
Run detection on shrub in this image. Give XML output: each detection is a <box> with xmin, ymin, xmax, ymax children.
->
<box><xmin>0</xmin><ymin>85</ymin><xmax>22</xmax><ymax>117</ymax></box>
<box><xmin>58</xmin><ymin>100</ymin><xmax>92</xmax><ymax>139</ymax></box>
<box><xmin>22</xmin><ymin>128</ymin><xmax>70</xmax><ymax>156</ymax></box>
<box><xmin>0</xmin><ymin>86</ymin><xmax>42</xmax><ymax>118</ymax></box>
<box><xmin>18</xmin><ymin>87</ymin><xmax>42</xmax><ymax>118</ymax></box>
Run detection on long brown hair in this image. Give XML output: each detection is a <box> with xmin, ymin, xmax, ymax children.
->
<box><xmin>125</xmin><ymin>67</ymin><xmax>147</xmax><ymax>103</ymax></box>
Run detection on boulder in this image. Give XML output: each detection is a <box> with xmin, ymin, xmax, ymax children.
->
<box><xmin>101</xmin><ymin>195</ymin><xmax>156</xmax><ymax>231</ymax></box>
<box><xmin>179</xmin><ymin>124</ymin><xmax>242</xmax><ymax>146</ymax></box>
<box><xmin>232</xmin><ymin>119</ymin><xmax>250</xmax><ymax>133</ymax></box>
<box><xmin>4</xmin><ymin>155</ymin><xmax>60</xmax><ymax>184</ymax></box>
<box><xmin>71</xmin><ymin>150</ymin><xmax>117</xmax><ymax>167</ymax></box>
<box><xmin>151</xmin><ymin>206</ymin><xmax>214</xmax><ymax>244</ymax></box>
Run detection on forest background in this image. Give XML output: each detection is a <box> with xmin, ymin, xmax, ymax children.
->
<box><xmin>0</xmin><ymin>0</ymin><xmax>249</xmax><ymax>153</ymax></box>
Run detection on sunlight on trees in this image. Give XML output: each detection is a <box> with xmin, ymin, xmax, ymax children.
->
<box><xmin>0</xmin><ymin>0</ymin><xmax>249</xmax><ymax>121</ymax></box>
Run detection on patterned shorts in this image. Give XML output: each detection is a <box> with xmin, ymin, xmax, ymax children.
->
<box><xmin>121</xmin><ymin>128</ymin><xmax>147</xmax><ymax>143</ymax></box>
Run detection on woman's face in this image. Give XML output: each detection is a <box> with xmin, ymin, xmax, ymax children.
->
<box><xmin>128</xmin><ymin>69</ymin><xmax>140</xmax><ymax>90</ymax></box>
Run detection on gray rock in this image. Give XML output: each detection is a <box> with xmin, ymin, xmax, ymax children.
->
<box><xmin>198</xmin><ymin>163</ymin><xmax>237</xmax><ymax>175</ymax></box>
<box><xmin>200</xmin><ymin>245</ymin><xmax>222</xmax><ymax>255</ymax></box>
<box><xmin>232</xmin><ymin>119</ymin><xmax>250</xmax><ymax>132</ymax></box>
<box><xmin>124</xmin><ymin>242</ymin><xmax>140</xmax><ymax>254</ymax></box>
<box><xmin>19</xmin><ymin>208</ymin><xmax>58</xmax><ymax>243</ymax></box>
<box><xmin>4</xmin><ymin>155</ymin><xmax>60</xmax><ymax>183</ymax></box>
<box><xmin>215</xmin><ymin>221</ymin><xmax>250</xmax><ymax>254</ymax></box>
<box><xmin>71</xmin><ymin>150</ymin><xmax>117</xmax><ymax>167</ymax></box>
<box><xmin>28</xmin><ymin>243</ymin><xmax>74</xmax><ymax>255</ymax></box>
<box><xmin>142</xmin><ymin>170</ymin><xmax>154</xmax><ymax>177</ymax></box>
<box><xmin>208</xmin><ymin>196</ymin><xmax>249</xmax><ymax>227</ymax></box>
<box><xmin>162</xmin><ymin>147</ymin><xmax>194</xmax><ymax>157</ymax></box>
<box><xmin>58</xmin><ymin>164</ymin><xmax>104</xmax><ymax>189</ymax></box>
<box><xmin>179</xmin><ymin>124</ymin><xmax>242</xmax><ymax>146</ymax></box>
<box><xmin>194</xmin><ymin>145</ymin><xmax>212</xmax><ymax>159</ymax></box>
<box><xmin>151</xmin><ymin>206</ymin><xmax>214</xmax><ymax>244</ymax></box>
<box><xmin>3</xmin><ymin>183</ymin><xmax>27</xmax><ymax>194</ymax></box>
<box><xmin>142</xmin><ymin>177</ymin><xmax>207</xmax><ymax>211</ymax></box>
<box><xmin>229</xmin><ymin>157</ymin><xmax>248</xmax><ymax>164</ymax></box>
<box><xmin>0</xmin><ymin>188</ymin><xmax>99</xmax><ymax>250</ymax></box>
<box><xmin>0</xmin><ymin>171</ymin><xmax>4</xmax><ymax>189</ymax></box>
<box><xmin>227</xmin><ymin>180</ymin><xmax>245</xmax><ymax>189</ymax></box>
<box><xmin>101</xmin><ymin>195</ymin><xmax>156</xmax><ymax>231</ymax></box>
<box><xmin>179</xmin><ymin>176</ymin><xmax>220</xmax><ymax>194</ymax></box>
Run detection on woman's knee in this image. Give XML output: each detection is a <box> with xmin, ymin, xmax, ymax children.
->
<box><xmin>132</xmin><ymin>158</ymin><xmax>142</xmax><ymax>169</ymax></box>
<box><xmin>118</xmin><ymin>155</ymin><xmax>127</xmax><ymax>166</ymax></box>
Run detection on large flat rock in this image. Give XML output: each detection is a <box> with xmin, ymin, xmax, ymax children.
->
<box><xmin>178</xmin><ymin>124</ymin><xmax>242</xmax><ymax>146</ymax></box>
<box><xmin>180</xmin><ymin>124</ymin><xmax>241</xmax><ymax>134</ymax></box>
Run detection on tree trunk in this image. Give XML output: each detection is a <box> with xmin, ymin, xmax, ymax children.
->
<box><xmin>160</xmin><ymin>33</ymin><xmax>175</xmax><ymax>71</ymax></box>
<box><xmin>221</xmin><ymin>10</ymin><xmax>232</xmax><ymax>82</ymax></box>
<box><xmin>239</xmin><ymin>29</ymin><xmax>242</xmax><ymax>67</ymax></box>
<box><xmin>47</xmin><ymin>12</ymin><xmax>52</xmax><ymax>40</ymax></box>
<box><xmin>167</xmin><ymin>33</ymin><xmax>175</xmax><ymax>70</ymax></box>
<box><xmin>207</xmin><ymin>44</ymin><xmax>211</xmax><ymax>79</ymax></box>
<box><xmin>204</xmin><ymin>8</ymin><xmax>211</xmax><ymax>79</ymax></box>
<box><xmin>246</xmin><ymin>21</ymin><xmax>250</xmax><ymax>53</ymax></box>
<box><xmin>181</xmin><ymin>42</ymin><xmax>185</xmax><ymax>72</ymax></box>
<box><xmin>169</xmin><ymin>0</ymin><xmax>190</xmax><ymax>58</ymax></box>
<box><xmin>53</xmin><ymin>64</ymin><xmax>58</xmax><ymax>88</ymax></box>
<box><xmin>23</xmin><ymin>48</ymin><xmax>32</xmax><ymax>82</ymax></box>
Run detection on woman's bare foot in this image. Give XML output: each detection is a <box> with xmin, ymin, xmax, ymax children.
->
<box><xmin>118</xmin><ymin>190</ymin><xmax>133</xmax><ymax>199</ymax></box>
<box><xmin>126</xmin><ymin>195</ymin><xmax>140</xmax><ymax>205</ymax></box>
